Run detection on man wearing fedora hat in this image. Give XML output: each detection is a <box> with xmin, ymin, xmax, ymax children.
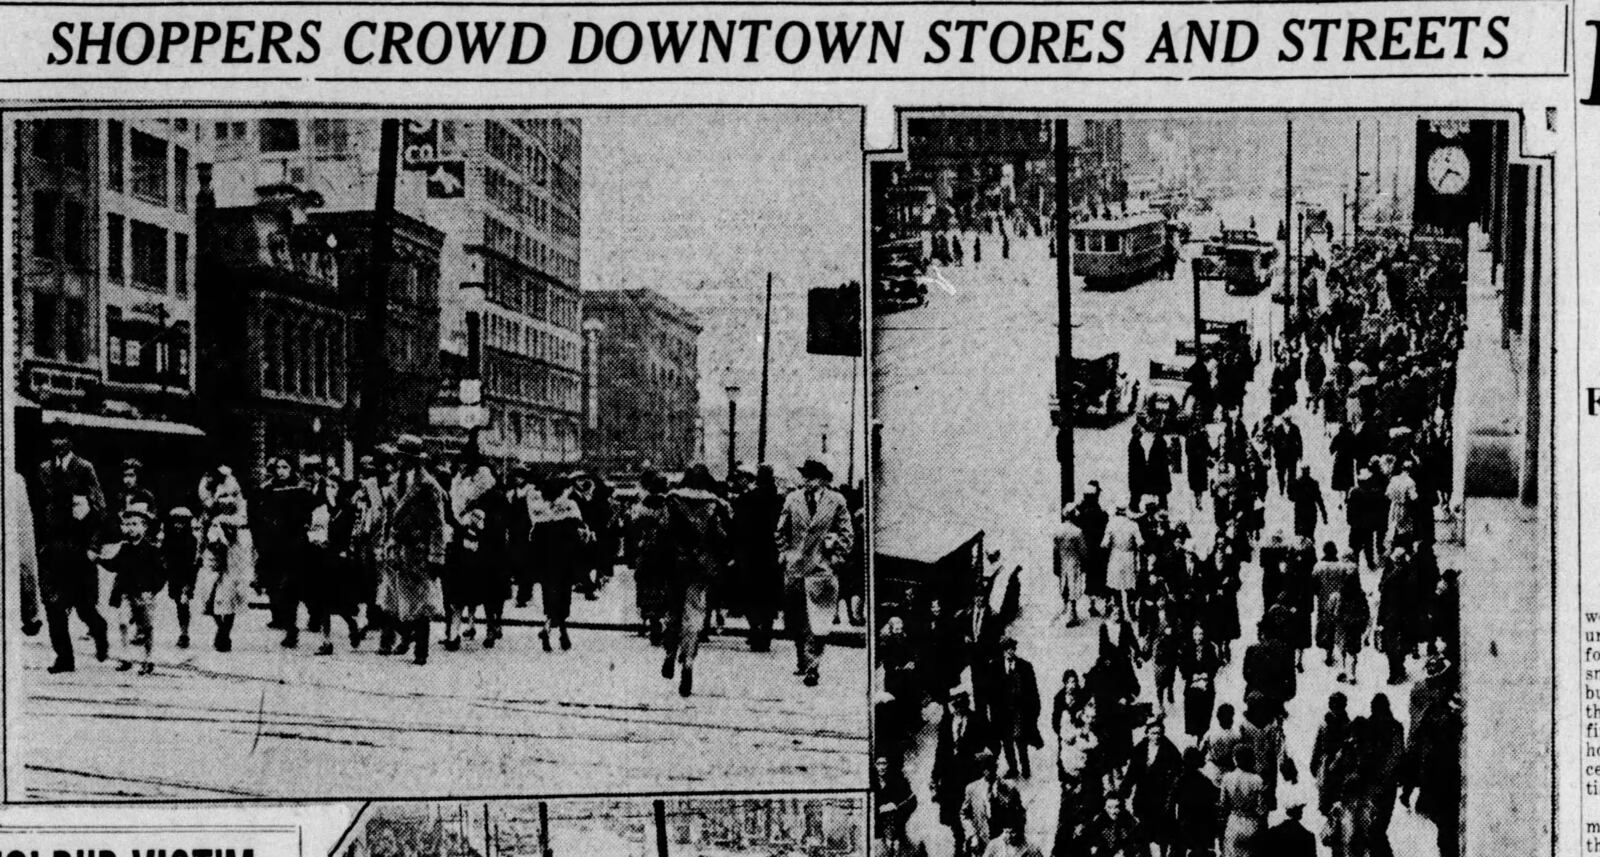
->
<box><xmin>32</xmin><ymin>427</ymin><xmax>110</xmax><ymax>673</ymax></box>
<box><xmin>376</xmin><ymin>435</ymin><xmax>450</xmax><ymax>665</ymax></box>
<box><xmin>775</xmin><ymin>457</ymin><xmax>853</xmax><ymax>687</ymax></box>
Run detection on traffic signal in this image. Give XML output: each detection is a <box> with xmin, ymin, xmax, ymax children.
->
<box><xmin>807</xmin><ymin>282</ymin><xmax>862</xmax><ymax>356</ymax></box>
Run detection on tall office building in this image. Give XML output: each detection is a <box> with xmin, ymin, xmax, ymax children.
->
<box><xmin>205</xmin><ymin>115</ymin><xmax>584</xmax><ymax>464</ymax></box>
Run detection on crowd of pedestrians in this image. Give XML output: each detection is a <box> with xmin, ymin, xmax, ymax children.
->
<box><xmin>875</xmin><ymin>235</ymin><xmax>1470</xmax><ymax>857</ymax></box>
<box><xmin>22</xmin><ymin>428</ymin><xmax>859</xmax><ymax>698</ymax></box>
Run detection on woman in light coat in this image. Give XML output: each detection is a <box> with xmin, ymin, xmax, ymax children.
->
<box><xmin>1218</xmin><ymin>745</ymin><xmax>1268</xmax><ymax>857</ymax></box>
<box><xmin>1101</xmin><ymin>506</ymin><xmax>1143</xmax><ymax>621</ymax></box>
<box><xmin>196</xmin><ymin>466</ymin><xmax>253</xmax><ymax>652</ymax></box>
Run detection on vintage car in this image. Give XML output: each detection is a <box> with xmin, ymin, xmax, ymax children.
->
<box><xmin>1048</xmin><ymin>352</ymin><xmax>1136</xmax><ymax>427</ymax></box>
<box><xmin>1138</xmin><ymin>359</ymin><xmax>1199</xmax><ymax>435</ymax></box>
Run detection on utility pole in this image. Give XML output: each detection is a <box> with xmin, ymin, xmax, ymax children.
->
<box><xmin>1353</xmin><ymin>120</ymin><xmax>1363</xmax><ymax>240</ymax></box>
<box><xmin>482</xmin><ymin>804</ymin><xmax>491</xmax><ymax>857</ymax></box>
<box><xmin>756</xmin><ymin>271</ymin><xmax>772</xmax><ymax>464</ymax></box>
<box><xmin>1054</xmin><ymin>118</ymin><xmax>1075</xmax><ymax>508</ymax></box>
<box><xmin>538</xmin><ymin>802</ymin><xmax>551</xmax><ymax>857</ymax></box>
<box><xmin>1342</xmin><ymin>188</ymin><xmax>1349</xmax><ymax>246</ymax></box>
<box><xmin>357</xmin><ymin>118</ymin><xmax>399</xmax><ymax>450</ymax></box>
<box><xmin>654</xmin><ymin>799</ymin><xmax>670</xmax><ymax>857</ymax></box>
<box><xmin>1283</xmin><ymin>118</ymin><xmax>1294</xmax><ymax>335</ymax></box>
<box><xmin>846</xmin><ymin>354</ymin><xmax>857</xmax><ymax>486</ymax></box>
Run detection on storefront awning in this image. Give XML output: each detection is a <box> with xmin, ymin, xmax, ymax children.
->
<box><xmin>43</xmin><ymin>410</ymin><xmax>204</xmax><ymax>436</ymax></box>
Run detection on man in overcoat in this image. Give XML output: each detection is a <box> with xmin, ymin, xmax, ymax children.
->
<box><xmin>991</xmin><ymin>637</ymin><xmax>1042</xmax><ymax>779</ymax></box>
<box><xmin>378</xmin><ymin>435</ymin><xmax>449</xmax><ymax>666</ymax></box>
<box><xmin>32</xmin><ymin>429</ymin><xmax>109</xmax><ymax>672</ymax></box>
<box><xmin>775</xmin><ymin>458</ymin><xmax>854</xmax><ymax>687</ymax></box>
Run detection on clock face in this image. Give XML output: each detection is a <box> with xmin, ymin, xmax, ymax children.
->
<box><xmin>1427</xmin><ymin>145</ymin><xmax>1471</xmax><ymax>195</ymax></box>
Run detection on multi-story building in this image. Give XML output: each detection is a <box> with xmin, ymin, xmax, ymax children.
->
<box><xmin>13</xmin><ymin>117</ymin><xmax>203</xmax><ymax>492</ymax></box>
<box><xmin>583</xmin><ymin>289</ymin><xmax>700</xmax><ymax>474</ymax></box>
<box><xmin>204</xmin><ymin>115</ymin><xmax>585</xmax><ymax>465</ymax></box>
<box><xmin>195</xmin><ymin>184</ymin><xmax>351</xmax><ymax>479</ymax></box>
<box><xmin>309</xmin><ymin>209</ymin><xmax>446</xmax><ymax>449</ymax></box>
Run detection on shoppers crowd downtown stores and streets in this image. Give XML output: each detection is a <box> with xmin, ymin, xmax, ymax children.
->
<box><xmin>21</xmin><ymin>424</ymin><xmax>862</xmax><ymax>698</ymax></box>
<box><xmin>874</xmin><ymin>192</ymin><xmax>1468</xmax><ymax>855</ymax></box>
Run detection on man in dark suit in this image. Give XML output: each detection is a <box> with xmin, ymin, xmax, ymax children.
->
<box><xmin>932</xmin><ymin>689</ymin><xmax>992</xmax><ymax>856</ymax></box>
<box><xmin>992</xmin><ymin>636</ymin><xmax>1042</xmax><ymax>779</ymax></box>
<box><xmin>31</xmin><ymin>429</ymin><xmax>109</xmax><ymax>673</ymax></box>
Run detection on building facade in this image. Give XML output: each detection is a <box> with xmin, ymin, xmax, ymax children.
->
<box><xmin>309</xmin><ymin>209</ymin><xmax>446</xmax><ymax>450</ymax></box>
<box><xmin>13</xmin><ymin>117</ymin><xmax>203</xmax><ymax>493</ymax></box>
<box><xmin>196</xmin><ymin>186</ymin><xmax>349</xmax><ymax>479</ymax></box>
<box><xmin>204</xmin><ymin>115</ymin><xmax>585</xmax><ymax>465</ymax></box>
<box><xmin>583</xmin><ymin>289</ymin><xmax>701</xmax><ymax>474</ymax></box>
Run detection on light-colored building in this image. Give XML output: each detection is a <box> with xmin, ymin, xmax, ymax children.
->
<box><xmin>205</xmin><ymin>115</ymin><xmax>584</xmax><ymax>464</ymax></box>
<box><xmin>583</xmin><ymin>288</ymin><xmax>701</xmax><ymax>474</ymax></box>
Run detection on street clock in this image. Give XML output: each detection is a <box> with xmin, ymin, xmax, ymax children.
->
<box><xmin>1426</xmin><ymin>145</ymin><xmax>1471</xmax><ymax>195</ymax></box>
<box><xmin>1414</xmin><ymin>118</ymin><xmax>1496</xmax><ymax>234</ymax></box>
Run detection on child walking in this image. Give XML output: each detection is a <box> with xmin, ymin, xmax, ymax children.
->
<box><xmin>99</xmin><ymin>501</ymin><xmax>167</xmax><ymax>675</ymax></box>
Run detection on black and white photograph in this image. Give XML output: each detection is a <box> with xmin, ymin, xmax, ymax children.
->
<box><xmin>6</xmin><ymin>108</ymin><xmax>867</xmax><ymax>800</ymax></box>
<box><xmin>339</xmin><ymin>794</ymin><xmax>864</xmax><ymax>857</ymax></box>
<box><xmin>870</xmin><ymin>113</ymin><xmax>1552</xmax><ymax>857</ymax></box>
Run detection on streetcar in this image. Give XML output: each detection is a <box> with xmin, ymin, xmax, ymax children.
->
<box><xmin>1194</xmin><ymin>226</ymin><xmax>1278</xmax><ymax>295</ymax></box>
<box><xmin>1071</xmin><ymin>210</ymin><xmax>1174</xmax><ymax>291</ymax></box>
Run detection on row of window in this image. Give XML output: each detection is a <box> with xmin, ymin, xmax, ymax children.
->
<box><xmin>484</xmin><ymin>311</ymin><xmax>581</xmax><ymax>370</ymax></box>
<box><xmin>486</xmin><ymin>406</ymin><xmax>580</xmax><ymax>459</ymax></box>
<box><xmin>484</xmin><ymin>353</ymin><xmax>582</xmax><ymax>412</ymax></box>
<box><xmin>485</xmin><ymin>120</ymin><xmax>565</xmax><ymax>190</ymax></box>
<box><xmin>482</xmin><ymin>213</ymin><xmax>580</xmax><ymax>290</ymax></box>
<box><xmin>108</xmin><ymin>122</ymin><xmax>190</xmax><ymax>211</ymax></box>
<box><xmin>107</xmin><ymin>214</ymin><xmax>190</xmax><ymax>296</ymax></box>
<box><xmin>30</xmin><ymin>192</ymin><xmax>88</xmax><ymax>267</ymax></box>
<box><xmin>1073</xmin><ymin>229</ymin><xmax>1159</xmax><ymax>254</ymax></box>
<box><xmin>483</xmin><ymin>165</ymin><xmax>577</xmax><ymax>241</ymax></box>
<box><xmin>106</xmin><ymin>308</ymin><xmax>191</xmax><ymax>385</ymax></box>
<box><xmin>259</xmin><ymin>310</ymin><xmax>346</xmax><ymax>403</ymax></box>
<box><xmin>483</xmin><ymin>253</ymin><xmax>581</xmax><ymax>330</ymax></box>
<box><xmin>31</xmin><ymin>292</ymin><xmax>90</xmax><ymax>364</ymax></box>
<box><xmin>215</xmin><ymin>118</ymin><xmax>353</xmax><ymax>155</ymax></box>
<box><xmin>508</xmin><ymin>118</ymin><xmax>580</xmax><ymax>160</ymax></box>
<box><xmin>28</xmin><ymin>120</ymin><xmax>90</xmax><ymax>172</ymax></box>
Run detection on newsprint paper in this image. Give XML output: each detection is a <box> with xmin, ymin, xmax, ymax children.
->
<box><xmin>0</xmin><ymin>0</ymin><xmax>1589</xmax><ymax>855</ymax></box>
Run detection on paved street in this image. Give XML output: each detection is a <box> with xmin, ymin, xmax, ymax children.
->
<box><xmin>11</xmin><ymin>566</ymin><xmax>867</xmax><ymax>801</ymax></box>
<box><xmin>875</xmin><ymin>206</ymin><xmax>1457</xmax><ymax>855</ymax></box>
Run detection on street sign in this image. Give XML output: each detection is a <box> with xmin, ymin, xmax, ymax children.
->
<box><xmin>425</xmin><ymin>161</ymin><xmax>466</xmax><ymax>198</ymax></box>
<box><xmin>401</xmin><ymin>120</ymin><xmax>441</xmax><ymax>171</ymax></box>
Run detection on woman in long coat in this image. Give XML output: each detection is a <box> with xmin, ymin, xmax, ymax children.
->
<box><xmin>377</xmin><ymin>439</ymin><xmax>449</xmax><ymax>665</ymax></box>
<box><xmin>1146</xmin><ymin>434</ymin><xmax>1173</xmax><ymax>507</ymax></box>
<box><xmin>196</xmin><ymin>466</ymin><xmax>253</xmax><ymax>652</ymax></box>
<box><xmin>1102</xmin><ymin>508</ymin><xmax>1143</xmax><ymax>619</ymax></box>
<box><xmin>530</xmin><ymin>474</ymin><xmax>590</xmax><ymax>652</ymax></box>
<box><xmin>1127</xmin><ymin>428</ymin><xmax>1148</xmax><ymax>508</ymax></box>
<box><xmin>626</xmin><ymin>470</ymin><xmax>674</xmax><ymax>645</ymax></box>
<box><xmin>1185</xmin><ymin>424</ymin><xmax>1210</xmax><ymax>507</ymax></box>
<box><xmin>662</xmin><ymin>464</ymin><xmax>734</xmax><ymax>696</ymax></box>
<box><xmin>1218</xmin><ymin>746</ymin><xmax>1269</xmax><ymax>857</ymax></box>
